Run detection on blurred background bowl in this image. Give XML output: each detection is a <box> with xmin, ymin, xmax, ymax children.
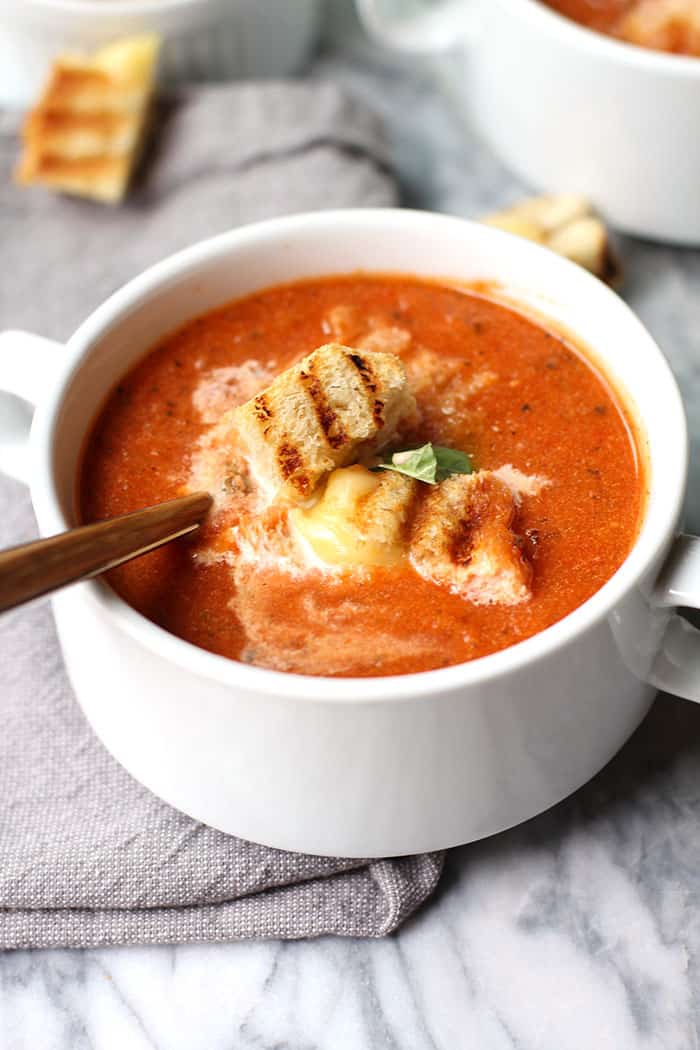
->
<box><xmin>0</xmin><ymin>0</ymin><xmax>322</xmax><ymax>107</ymax></box>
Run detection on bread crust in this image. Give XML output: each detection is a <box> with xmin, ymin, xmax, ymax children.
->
<box><xmin>231</xmin><ymin>343</ymin><xmax>417</xmax><ymax>502</ymax></box>
<box><xmin>410</xmin><ymin>472</ymin><xmax>532</xmax><ymax>605</ymax></box>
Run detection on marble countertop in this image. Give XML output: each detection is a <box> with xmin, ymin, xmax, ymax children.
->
<box><xmin>3</xmin><ymin>17</ymin><xmax>700</xmax><ymax>1050</ymax></box>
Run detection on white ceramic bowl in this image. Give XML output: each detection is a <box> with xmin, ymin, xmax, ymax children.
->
<box><xmin>0</xmin><ymin>0</ymin><xmax>321</xmax><ymax>108</ymax></box>
<box><xmin>356</xmin><ymin>0</ymin><xmax>700</xmax><ymax>245</ymax></box>
<box><xmin>2</xmin><ymin>209</ymin><xmax>700</xmax><ymax>857</ymax></box>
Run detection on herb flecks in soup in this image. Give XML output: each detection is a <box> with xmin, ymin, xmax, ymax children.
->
<box><xmin>81</xmin><ymin>277</ymin><xmax>644</xmax><ymax>678</ymax></box>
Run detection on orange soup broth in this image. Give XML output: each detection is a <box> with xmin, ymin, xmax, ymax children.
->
<box><xmin>81</xmin><ymin>276</ymin><xmax>646</xmax><ymax>677</ymax></box>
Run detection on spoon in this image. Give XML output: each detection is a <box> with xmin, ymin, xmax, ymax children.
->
<box><xmin>0</xmin><ymin>492</ymin><xmax>212</xmax><ymax>614</ymax></box>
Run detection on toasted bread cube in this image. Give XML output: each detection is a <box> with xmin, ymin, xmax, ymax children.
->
<box><xmin>482</xmin><ymin>193</ymin><xmax>621</xmax><ymax>286</ymax></box>
<box><xmin>410</xmin><ymin>472</ymin><xmax>532</xmax><ymax>605</ymax></box>
<box><xmin>290</xmin><ymin>465</ymin><xmax>416</xmax><ymax>567</ymax></box>
<box><xmin>547</xmin><ymin>216</ymin><xmax>621</xmax><ymax>287</ymax></box>
<box><xmin>232</xmin><ymin>343</ymin><xmax>417</xmax><ymax>503</ymax></box>
<box><xmin>485</xmin><ymin>193</ymin><xmax>589</xmax><ymax>237</ymax></box>
<box><xmin>482</xmin><ymin>212</ymin><xmax>545</xmax><ymax>242</ymax></box>
<box><xmin>16</xmin><ymin>34</ymin><xmax>160</xmax><ymax>204</ymax></box>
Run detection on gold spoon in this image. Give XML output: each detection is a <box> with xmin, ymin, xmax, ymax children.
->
<box><xmin>0</xmin><ymin>492</ymin><xmax>212</xmax><ymax>614</ymax></box>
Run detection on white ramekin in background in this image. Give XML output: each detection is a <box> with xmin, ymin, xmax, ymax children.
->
<box><xmin>356</xmin><ymin>0</ymin><xmax>700</xmax><ymax>245</ymax></box>
<box><xmin>0</xmin><ymin>0</ymin><xmax>322</xmax><ymax>108</ymax></box>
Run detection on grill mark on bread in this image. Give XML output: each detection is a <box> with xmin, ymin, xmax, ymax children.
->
<box><xmin>299</xmin><ymin>362</ymin><xmax>347</xmax><ymax>450</ymax></box>
<box><xmin>278</xmin><ymin>443</ymin><xmax>309</xmax><ymax>496</ymax></box>
<box><xmin>452</xmin><ymin>513</ymin><xmax>477</xmax><ymax>566</ymax></box>
<box><xmin>372</xmin><ymin>398</ymin><xmax>385</xmax><ymax>427</ymax></box>
<box><xmin>410</xmin><ymin>473</ymin><xmax>532</xmax><ymax>604</ymax></box>
<box><xmin>231</xmin><ymin>344</ymin><xmax>414</xmax><ymax>502</ymax></box>
<box><xmin>253</xmin><ymin>394</ymin><xmax>272</xmax><ymax>421</ymax></box>
<box><xmin>347</xmin><ymin>352</ymin><xmax>376</xmax><ymax>390</ymax></box>
<box><xmin>347</xmin><ymin>352</ymin><xmax>385</xmax><ymax>428</ymax></box>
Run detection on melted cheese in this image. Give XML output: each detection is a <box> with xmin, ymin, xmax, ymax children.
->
<box><xmin>290</xmin><ymin>465</ymin><xmax>408</xmax><ymax>568</ymax></box>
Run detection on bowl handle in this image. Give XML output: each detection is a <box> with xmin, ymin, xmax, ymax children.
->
<box><xmin>355</xmin><ymin>0</ymin><xmax>478</xmax><ymax>54</ymax></box>
<box><xmin>0</xmin><ymin>330</ymin><xmax>62</xmax><ymax>484</ymax></box>
<box><xmin>649</xmin><ymin>534</ymin><xmax>700</xmax><ymax>701</ymax></box>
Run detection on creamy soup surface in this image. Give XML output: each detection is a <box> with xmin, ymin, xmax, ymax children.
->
<box><xmin>81</xmin><ymin>276</ymin><xmax>645</xmax><ymax>678</ymax></box>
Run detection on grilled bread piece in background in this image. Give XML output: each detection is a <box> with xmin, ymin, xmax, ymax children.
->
<box><xmin>16</xmin><ymin>35</ymin><xmax>160</xmax><ymax>203</ymax></box>
<box><xmin>411</xmin><ymin>472</ymin><xmax>532</xmax><ymax>605</ymax></box>
<box><xmin>483</xmin><ymin>193</ymin><xmax>621</xmax><ymax>286</ymax></box>
<box><xmin>232</xmin><ymin>343</ymin><xmax>418</xmax><ymax>503</ymax></box>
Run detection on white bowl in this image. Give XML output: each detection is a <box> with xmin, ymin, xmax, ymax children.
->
<box><xmin>2</xmin><ymin>209</ymin><xmax>700</xmax><ymax>857</ymax></box>
<box><xmin>357</xmin><ymin>0</ymin><xmax>700</xmax><ymax>245</ymax></box>
<box><xmin>0</xmin><ymin>0</ymin><xmax>321</xmax><ymax>107</ymax></box>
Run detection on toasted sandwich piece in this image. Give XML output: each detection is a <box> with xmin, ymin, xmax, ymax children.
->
<box><xmin>485</xmin><ymin>193</ymin><xmax>589</xmax><ymax>238</ymax></box>
<box><xmin>290</xmin><ymin>465</ymin><xmax>417</xmax><ymax>567</ymax></box>
<box><xmin>482</xmin><ymin>193</ymin><xmax>621</xmax><ymax>286</ymax></box>
<box><xmin>410</xmin><ymin>472</ymin><xmax>532</xmax><ymax>605</ymax></box>
<box><xmin>231</xmin><ymin>343</ymin><xmax>417</xmax><ymax>503</ymax></box>
<box><xmin>16</xmin><ymin>34</ymin><xmax>160</xmax><ymax>203</ymax></box>
<box><xmin>546</xmin><ymin>216</ymin><xmax>621</xmax><ymax>286</ymax></box>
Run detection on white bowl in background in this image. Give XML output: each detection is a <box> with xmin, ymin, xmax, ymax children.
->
<box><xmin>356</xmin><ymin>0</ymin><xmax>700</xmax><ymax>245</ymax></box>
<box><xmin>0</xmin><ymin>0</ymin><xmax>321</xmax><ymax>108</ymax></box>
<box><xmin>2</xmin><ymin>209</ymin><xmax>700</xmax><ymax>857</ymax></box>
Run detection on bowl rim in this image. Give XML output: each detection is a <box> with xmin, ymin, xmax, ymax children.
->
<box><xmin>32</xmin><ymin>208</ymin><xmax>688</xmax><ymax>704</ymax></box>
<box><xmin>508</xmin><ymin>0</ymin><xmax>700</xmax><ymax>74</ymax></box>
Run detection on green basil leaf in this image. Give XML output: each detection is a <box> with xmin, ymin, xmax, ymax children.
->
<box><xmin>433</xmin><ymin>446</ymin><xmax>474</xmax><ymax>482</ymax></box>
<box><xmin>373</xmin><ymin>443</ymin><xmax>474</xmax><ymax>485</ymax></box>
<box><xmin>376</xmin><ymin>443</ymin><xmax>438</xmax><ymax>484</ymax></box>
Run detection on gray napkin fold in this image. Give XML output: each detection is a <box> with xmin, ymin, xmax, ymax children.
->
<box><xmin>0</xmin><ymin>82</ymin><xmax>443</xmax><ymax>949</ymax></box>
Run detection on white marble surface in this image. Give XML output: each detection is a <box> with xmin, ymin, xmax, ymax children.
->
<box><xmin>3</xmin><ymin>13</ymin><xmax>700</xmax><ymax>1050</ymax></box>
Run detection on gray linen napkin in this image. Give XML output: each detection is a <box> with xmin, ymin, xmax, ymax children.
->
<box><xmin>0</xmin><ymin>82</ymin><xmax>444</xmax><ymax>950</ymax></box>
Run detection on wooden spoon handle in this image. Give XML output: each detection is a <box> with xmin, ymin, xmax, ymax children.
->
<box><xmin>0</xmin><ymin>492</ymin><xmax>212</xmax><ymax>615</ymax></box>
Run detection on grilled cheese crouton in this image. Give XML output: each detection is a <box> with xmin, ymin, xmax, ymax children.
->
<box><xmin>485</xmin><ymin>193</ymin><xmax>590</xmax><ymax>238</ymax></box>
<box><xmin>410</xmin><ymin>472</ymin><xmax>532</xmax><ymax>605</ymax></box>
<box><xmin>546</xmin><ymin>217</ymin><xmax>620</xmax><ymax>286</ymax></box>
<box><xmin>16</xmin><ymin>34</ymin><xmax>160</xmax><ymax>203</ymax></box>
<box><xmin>290</xmin><ymin>465</ymin><xmax>417</xmax><ymax>567</ymax></box>
<box><xmin>231</xmin><ymin>343</ymin><xmax>417</xmax><ymax>503</ymax></box>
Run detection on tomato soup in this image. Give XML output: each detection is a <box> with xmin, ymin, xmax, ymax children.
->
<box><xmin>81</xmin><ymin>276</ymin><xmax>645</xmax><ymax>678</ymax></box>
<box><xmin>541</xmin><ymin>0</ymin><xmax>700</xmax><ymax>56</ymax></box>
